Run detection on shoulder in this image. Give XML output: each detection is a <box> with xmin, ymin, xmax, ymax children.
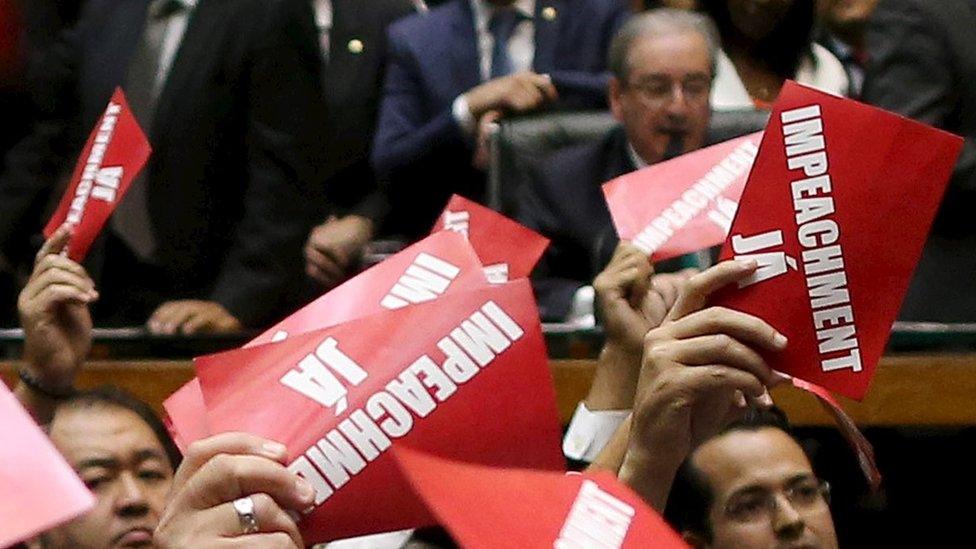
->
<box><xmin>799</xmin><ymin>43</ymin><xmax>850</xmax><ymax>97</ymax></box>
<box><xmin>388</xmin><ymin>0</ymin><xmax>460</xmax><ymax>42</ymax></box>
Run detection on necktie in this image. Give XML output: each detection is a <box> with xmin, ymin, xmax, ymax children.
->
<box><xmin>112</xmin><ymin>0</ymin><xmax>182</xmax><ymax>260</ymax></box>
<box><xmin>488</xmin><ymin>8</ymin><xmax>524</xmax><ymax>79</ymax></box>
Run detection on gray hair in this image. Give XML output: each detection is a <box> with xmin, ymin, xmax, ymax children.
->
<box><xmin>608</xmin><ymin>8</ymin><xmax>720</xmax><ymax>82</ymax></box>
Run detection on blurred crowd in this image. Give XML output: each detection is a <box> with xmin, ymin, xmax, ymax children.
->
<box><xmin>0</xmin><ymin>0</ymin><xmax>972</xmax><ymax>333</ymax></box>
<box><xmin>3</xmin><ymin>0</ymin><xmax>975</xmax><ymax>547</ymax></box>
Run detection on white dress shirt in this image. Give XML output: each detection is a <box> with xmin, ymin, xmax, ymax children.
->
<box><xmin>312</xmin><ymin>0</ymin><xmax>334</xmax><ymax>59</ymax></box>
<box><xmin>153</xmin><ymin>0</ymin><xmax>198</xmax><ymax>95</ymax></box>
<box><xmin>562</xmin><ymin>402</ymin><xmax>630</xmax><ymax>463</ymax></box>
<box><xmin>710</xmin><ymin>44</ymin><xmax>850</xmax><ymax>111</ymax></box>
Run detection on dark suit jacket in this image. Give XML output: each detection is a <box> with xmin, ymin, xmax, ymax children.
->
<box><xmin>372</xmin><ymin>0</ymin><xmax>630</xmax><ymax>237</ymax></box>
<box><xmin>0</xmin><ymin>0</ymin><xmax>322</xmax><ymax>326</ymax></box>
<box><xmin>862</xmin><ymin>0</ymin><xmax>976</xmax><ymax>321</ymax></box>
<box><xmin>287</xmin><ymin>0</ymin><xmax>415</xmax><ymax>223</ymax></box>
<box><xmin>517</xmin><ymin>127</ymin><xmax>632</xmax><ymax>321</ymax></box>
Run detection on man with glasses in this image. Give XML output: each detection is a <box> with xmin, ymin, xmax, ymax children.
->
<box><xmin>517</xmin><ymin>8</ymin><xmax>717</xmax><ymax>321</ymax></box>
<box><xmin>664</xmin><ymin>407</ymin><xmax>838</xmax><ymax>548</ymax></box>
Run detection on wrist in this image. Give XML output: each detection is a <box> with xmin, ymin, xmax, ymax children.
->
<box><xmin>18</xmin><ymin>367</ymin><xmax>77</xmax><ymax>400</ymax></box>
<box><xmin>584</xmin><ymin>343</ymin><xmax>643</xmax><ymax>410</ymax></box>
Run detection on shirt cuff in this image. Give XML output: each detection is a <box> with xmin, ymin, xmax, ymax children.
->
<box><xmin>451</xmin><ymin>94</ymin><xmax>477</xmax><ymax>136</ymax></box>
<box><xmin>562</xmin><ymin>402</ymin><xmax>630</xmax><ymax>463</ymax></box>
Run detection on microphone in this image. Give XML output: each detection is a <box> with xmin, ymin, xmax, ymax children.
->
<box><xmin>663</xmin><ymin>133</ymin><xmax>685</xmax><ymax>161</ymax></box>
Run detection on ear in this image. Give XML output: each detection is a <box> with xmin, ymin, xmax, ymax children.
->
<box><xmin>609</xmin><ymin>76</ymin><xmax>625</xmax><ymax>123</ymax></box>
<box><xmin>683</xmin><ymin>531</ymin><xmax>709</xmax><ymax>548</ymax></box>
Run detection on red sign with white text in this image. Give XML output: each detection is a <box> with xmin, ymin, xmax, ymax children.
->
<box><xmin>163</xmin><ymin>231</ymin><xmax>490</xmax><ymax>451</ymax></box>
<box><xmin>431</xmin><ymin>194</ymin><xmax>549</xmax><ymax>282</ymax></box>
<box><xmin>249</xmin><ymin>230</ymin><xmax>488</xmax><ymax>347</ymax></box>
<box><xmin>194</xmin><ymin>280</ymin><xmax>564</xmax><ymax>542</ymax></box>
<box><xmin>0</xmin><ymin>382</ymin><xmax>95</xmax><ymax>547</ymax></box>
<box><xmin>43</xmin><ymin>88</ymin><xmax>151</xmax><ymax>261</ymax></box>
<box><xmin>395</xmin><ymin>447</ymin><xmax>687</xmax><ymax>549</ymax></box>
<box><xmin>715</xmin><ymin>81</ymin><xmax>963</xmax><ymax>400</ymax></box>
<box><xmin>604</xmin><ymin>133</ymin><xmax>761</xmax><ymax>261</ymax></box>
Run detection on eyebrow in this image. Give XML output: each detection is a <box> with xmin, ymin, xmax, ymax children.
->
<box><xmin>76</xmin><ymin>449</ymin><xmax>167</xmax><ymax>470</ymax></box>
<box><xmin>727</xmin><ymin>473</ymin><xmax>818</xmax><ymax>500</ymax></box>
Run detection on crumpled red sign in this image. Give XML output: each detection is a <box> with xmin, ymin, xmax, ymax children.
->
<box><xmin>194</xmin><ymin>280</ymin><xmax>564</xmax><ymax>542</ymax></box>
<box><xmin>604</xmin><ymin>132</ymin><xmax>762</xmax><ymax>261</ymax></box>
<box><xmin>394</xmin><ymin>447</ymin><xmax>687</xmax><ymax>549</ymax></box>
<box><xmin>43</xmin><ymin>88</ymin><xmax>151</xmax><ymax>261</ymax></box>
<box><xmin>431</xmin><ymin>194</ymin><xmax>549</xmax><ymax>283</ymax></box>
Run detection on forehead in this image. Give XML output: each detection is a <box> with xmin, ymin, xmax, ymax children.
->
<box><xmin>49</xmin><ymin>404</ymin><xmax>167</xmax><ymax>467</ymax></box>
<box><xmin>627</xmin><ymin>30</ymin><xmax>711</xmax><ymax>78</ymax></box>
<box><xmin>692</xmin><ymin>428</ymin><xmax>814</xmax><ymax>495</ymax></box>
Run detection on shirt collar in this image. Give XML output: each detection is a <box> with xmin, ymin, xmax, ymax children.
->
<box><xmin>626</xmin><ymin>142</ymin><xmax>649</xmax><ymax>170</ymax></box>
<box><xmin>471</xmin><ymin>0</ymin><xmax>535</xmax><ymax>28</ymax></box>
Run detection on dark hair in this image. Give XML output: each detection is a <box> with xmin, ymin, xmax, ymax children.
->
<box><xmin>700</xmin><ymin>0</ymin><xmax>816</xmax><ymax>80</ymax></box>
<box><xmin>663</xmin><ymin>406</ymin><xmax>794</xmax><ymax>542</ymax></box>
<box><xmin>55</xmin><ymin>386</ymin><xmax>182</xmax><ymax>470</ymax></box>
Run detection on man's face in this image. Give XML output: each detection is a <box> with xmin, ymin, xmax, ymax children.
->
<box><xmin>41</xmin><ymin>405</ymin><xmax>173</xmax><ymax>548</ymax></box>
<box><xmin>689</xmin><ymin>428</ymin><xmax>838</xmax><ymax>549</ymax></box>
<box><xmin>609</xmin><ymin>30</ymin><xmax>711</xmax><ymax>165</ymax></box>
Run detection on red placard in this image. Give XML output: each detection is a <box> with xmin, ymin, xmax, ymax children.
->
<box><xmin>431</xmin><ymin>194</ymin><xmax>550</xmax><ymax>282</ymax></box>
<box><xmin>603</xmin><ymin>133</ymin><xmax>761</xmax><ymax>261</ymax></box>
<box><xmin>43</xmin><ymin>88</ymin><xmax>151</xmax><ymax>261</ymax></box>
<box><xmin>394</xmin><ymin>447</ymin><xmax>687</xmax><ymax>549</ymax></box>
<box><xmin>163</xmin><ymin>231</ymin><xmax>490</xmax><ymax>451</ymax></box>
<box><xmin>0</xmin><ymin>382</ymin><xmax>95</xmax><ymax>547</ymax></box>
<box><xmin>249</xmin><ymin>230</ymin><xmax>488</xmax><ymax>347</ymax></box>
<box><xmin>194</xmin><ymin>280</ymin><xmax>564</xmax><ymax>542</ymax></box>
<box><xmin>715</xmin><ymin>81</ymin><xmax>963</xmax><ymax>400</ymax></box>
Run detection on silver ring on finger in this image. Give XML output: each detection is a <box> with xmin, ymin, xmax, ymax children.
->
<box><xmin>232</xmin><ymin>496</ymin><xmax>260</xmax><ymax>535</ymax></box>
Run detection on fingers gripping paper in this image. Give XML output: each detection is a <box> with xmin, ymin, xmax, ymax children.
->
<box><xmin>43</xmin><ymin>88</ymin><xmax>151</xmax><ymax>261</ymax></box>
<box><xmin>163</xmin><ymin>231</ymin><xmax>489</xmax><ymax>452</ymax></box>
<box><xmin>195</xmin><ymin>280</ymin><xmax>565</xmax><ymax>542</ymax></box>
<box><xmin>394</xmin><ymin>447</ymin><xmax>688</xmax><ymax>549</ymax></box>
<box><xmin>603</xmin><ymin>132</ymin><xmax>762</xmax><ymax>261</ymax></box>
<box><xmin>716</xmin><ymin>81</ymin><xmax>963</xmax><ymax>400</ymax></box>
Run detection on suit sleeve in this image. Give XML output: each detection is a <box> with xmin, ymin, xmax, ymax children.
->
<box><xmin>370</xmin><ymin>23</ymin><xmax>467</xmax><ymax>178</ymax></box>
<box><xmin>208</xmin><ymin>3</ymin><xmax>321</xmax><ymax>326</ymax></box>
<box><xmin>862</xmin><ymin>0</ymin><xmax>976</xmax><ymax>201</ymax></box>
<box><xmin>0</xmin><ymin>21</ymin><xmax>82</xmax><ymax>260</ymax></box>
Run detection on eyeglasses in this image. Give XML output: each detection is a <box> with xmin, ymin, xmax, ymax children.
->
<box><xmin>623</xmin><ymin>76</ymin><xmax>711</xmax><ymax>105</ymax></box>
<box><xmin>723</xmin><ymin>478</ymin><xmax>831</xmax><ymax>523</ymax></box>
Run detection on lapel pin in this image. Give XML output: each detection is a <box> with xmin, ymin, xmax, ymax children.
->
<box><xmin>347</xmin><ymin>39</ymin><xmax>364</xmax><ymax>54</ymax></box>
<box><xmin>541</xmin><ymin>6</ymin><xmax>557</xmax><ymax>21</ymax></box>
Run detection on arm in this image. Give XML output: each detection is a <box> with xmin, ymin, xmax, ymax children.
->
<box><xmin>616</xmin><ymin>260</ymin><xmax>789</xmax><ymax>511</ymax></box>
<box><xmin>14</xmin><ymin>225</ymin><xmax>95</xmax><ymax>424</ymax></box>
<box><xmin>155</xmin><ymin>433</ymin><xmax>310</xmax><ymax>548</ymax></box>
<box><xmin>371</xmin><ymin>26</ymin><xmax>467</xmax><ymax>177</ymax></box>
<box><xmin>564</xmin><ymin>243</ymin><xmax>691</xmax><ymax>463</ymax></box>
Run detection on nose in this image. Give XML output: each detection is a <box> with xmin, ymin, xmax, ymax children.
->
<box><xmin>666</xmin><ymin>84</ymin><xmax>690</xmax><ymax>119</ymax></box>
<box><xmin>114</xmin><ymin>473</ymin><xmax>151</xmax><ymax>518</ymax></box>
<box><xmin>771</xmin><ymin>493</ymin><xmax>805</xmax><ymax>540</ymax></box>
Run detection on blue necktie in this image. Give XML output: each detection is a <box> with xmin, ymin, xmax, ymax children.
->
<box><xmin>488</xmin><ymin>8</ymin><xmax>524</xmax><ymax>79</ymax></box>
